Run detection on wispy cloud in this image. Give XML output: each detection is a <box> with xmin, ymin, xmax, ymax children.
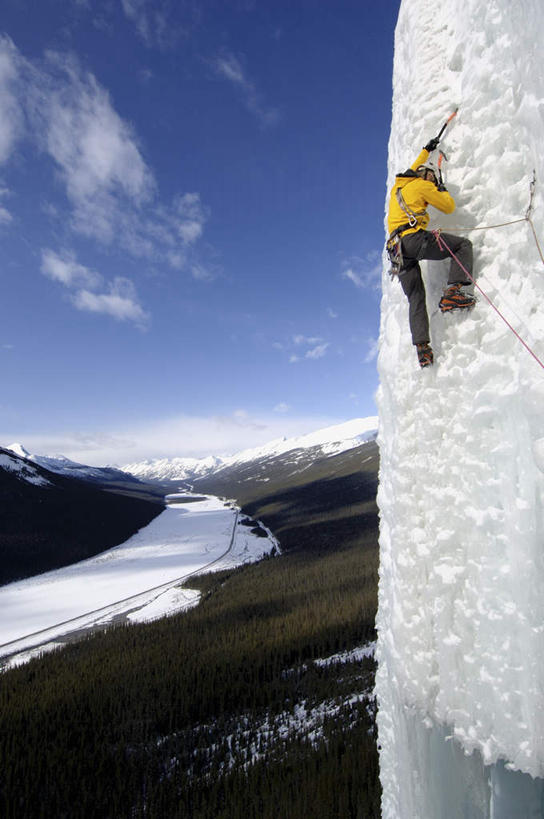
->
<box><xmin>2</xmin><ymin>410</ymin><xmax>344</xmax><ymax>465</ymax></box>
<box><xmin>41</xmin><ymin>248</ymin><xmax>102</xmax><ymax>289</ymax></box>
<box><xmin>120</xmin><ymin>0</ymin><xmax>195</xmax><ymax>49</ymax></box>
<box><xmin>41</xmin><ymin>249</ymin><xmax>149</xmax><ymax>329</ymax></box>
<box><xmin>175</xmin><ymin>192</ymin><xmax>208</xmax><ymax>244</ymax></box>
<box><xmin>73</xmin><ymin>279</ymin><xmax>149</xmax><ymax>327</ymax></box>
<box><xmin>293</xmin><ymin>334</ymin><xmax>323</xmax><ymax>346</ymax></box>
<box><xmin>0</xmin><ymin>187</ymin><xmax>12</xmax><ymax>225</ymax></box>
<box><xmin>286</xmin><ymin>334</ymin><xmax>330</xmax><ymax>363</ymax></box>
<box><xmin>305</xmin><ymin>343</ymin><xmax>329</xmax><ymax>360</ymax></box>
<box><xmin>0</xmin><ymin>37</ymin><xmax>218</xmax><ymax>312</ymax></box>
<box><xmin>211</xmin><ymin>50</ymin><xmax>280</xmax><ymax>128</ymax></box>
<box><xmin>273</xmin><ymin>402</ymin><xmax>290</xmax><ymax>414</ymax></box>
<box><xmin>0</xmin><ymin>37</ymin><xmax>24</xmax><ymax>165</ymax></box>
<box><xmin>341</xmin><ymin>250</ymin><xmax>382</xmax><ymax>291</ymax></box>
<box><xmin>364</xmin><ymin>337</ymin><xmax>379</xmax><ymax>363</ymax></box>
<box><xmin>45</xmin><ymin>58</ymin><xmax>152</xmax><ymax>206</ymax></box>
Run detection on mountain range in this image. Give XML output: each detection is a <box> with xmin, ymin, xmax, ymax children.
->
<box><xmin>120</xmin><ymin>416</ymin><xmax>378</xmax><ymax>484</ymax></box>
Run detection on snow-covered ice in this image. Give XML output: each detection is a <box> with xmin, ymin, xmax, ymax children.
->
<box><xmin>376</xmin><ymin>0</ymin><xmax>544</xmax><ymax>815</ymax></box>
<box><xmin>0</xmin><ymin>495</ymin><xmax>277</xmax><ymax>667</ymax></box>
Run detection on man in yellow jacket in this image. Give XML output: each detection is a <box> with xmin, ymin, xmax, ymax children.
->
<box><xmin>387</xmin><ymin>137</ymin><xmax>475</xmax><ymax>367</ymax></box>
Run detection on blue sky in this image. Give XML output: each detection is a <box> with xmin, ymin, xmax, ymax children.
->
<box><xmin>0</xmin><ymin>0</ymin><xmax>399</xmax><ymax>464</ymax></box>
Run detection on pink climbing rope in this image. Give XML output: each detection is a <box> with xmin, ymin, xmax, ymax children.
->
<box><xmin>432</xmin><ymin>229</ymin><xmax>544</xmax><ymax>372</ymax></box>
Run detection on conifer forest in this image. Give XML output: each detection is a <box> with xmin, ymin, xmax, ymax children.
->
<box><xmin>0</xmin><ymin>441</ymin><xmax>381</xmax><ymax>818</ymax></box>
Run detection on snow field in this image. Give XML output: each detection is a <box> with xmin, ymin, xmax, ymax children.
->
<box><xmin>0</xmin><ymin>495</ymin><xmax>277</xmax><ymax>667</ymax></box>
<box><xmin>376</xmin><ymin>0</ymin><xmax>544</xmax><ymax>814</ymax></box>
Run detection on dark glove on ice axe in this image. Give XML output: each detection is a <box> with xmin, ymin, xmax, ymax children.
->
<box><xmin>423</xmin><ymin>108</ymin><xmax>459</xmax><ymax>152</ymax></box>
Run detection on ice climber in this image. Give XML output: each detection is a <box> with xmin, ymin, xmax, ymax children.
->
<box><xmin>387</xmin><ymin>135</ymin><xmax>475</xmax><ymax>368</ymax></box>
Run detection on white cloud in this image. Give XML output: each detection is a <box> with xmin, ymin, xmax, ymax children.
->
<box><xmin>343</xmin><ymin>268</ymin><xmax>364</xmax><ymax>288</ymax></box>
<box><xmin>293</xmin><ymin>334</ymin><xmax>323</xmax><ymax>346</ymax></box>
<box><xmin>191</xmin><ymin>263</ymin><xmax>217</xmax><ymax>282</ymax></box>
<box><xmin>273</xmin><ymin>402</ymin><xmax>290</xmax><ymax>414</ymax></box>
<box><xmin>214</xmin><ymin>53</ymin><xmax>246</xmax><ymax>85</ymax></box>
<box><xmin>364</xmin><ymin>337</ymin><xmax>379</xmax><ymax>363</ymax></box>
<box><xmin>0</xmin><ymin>187</ymin><xmax>13</xmax><ymax>224</ymax></box>
<box><xmin>2</xmin><ymin>411</ymin><xmax>345</xmax><ymax>465</ymax></box>
<box><xmin>73</xmin><ymin>278</ymin><xmax>149</xmax><ymax>327</ymax></box>
<box><xmin>286</xmin><ymin>334</ymin><xmax>330</xmax><ymax>363</ymax></box>
<box><xmin>120</xmin><ymin>0</ymin><xmax>196</xmax><ymax>49</ymax></box>
<box><xmin>327</xmin><ymin>308</ymin><xmax>338</xmax><ymax>319</ymax></box>
<box><xmin>36</xmin><ymin>52</ymin><xmax>154</xmax><ymax>241</ymax></box>
<box><xmin>41</xmin><ymin>248</ymin><xmax>148</xmax><ymax>329</ymax></box>
<box><xmin>0</xmin><ymin>36</ymin><xmax>24</xmax><ymax>165</ymax></box>
<box><xmin>175</xmin><ymin>192</ymin><xmax>207</xmax><ymax>244</ymax></box>
<box><xmin>341</xmin><ymin>251</ymin><xmax>382</xmax><ymax>291</ymax></box>
<box><xmin>0</xmin><ymin>40</ymin><xmax>211</xmax><ymax>278</ymax></box>
<box><xmin>212</xmin><ymin>50</ymin><xmax>279</xmax><ymax>128</ymax></box>
<box><xmin>305</xmin><ymin>343</ymin><xmax>329</xmax><ymax>360</ymax></box>
<box><xmin>41</xmin><ymin>248</ymin><xmax>102</xmax><ymax>288</ymax></box>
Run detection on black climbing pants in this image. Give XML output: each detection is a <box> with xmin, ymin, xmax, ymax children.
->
<box><xmin>399</xmin><ymin>229</ymin><xmax>473</xmax><ymax>346</ymax></box>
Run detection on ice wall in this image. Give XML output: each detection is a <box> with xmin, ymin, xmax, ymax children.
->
<box><xmin>375</xmin><ymin>0</ymin><xmax>544</xmax><ymax>816</ymax></box>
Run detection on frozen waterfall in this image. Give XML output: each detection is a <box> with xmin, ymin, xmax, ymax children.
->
<box><xmin>375</xmin><ymin>0</ymin><xmax>544</xmax><ymax>816</ymax></box>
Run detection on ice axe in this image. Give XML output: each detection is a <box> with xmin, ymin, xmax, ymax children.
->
<box><xmin>437</xmin><ymin>149</ymin><xmax>448</xmax><ymax>188</ymax></box>
<box><xmin>436</xmin><ymin>107</ymin><xmax>458</xmax><ymax>142</ymax></box>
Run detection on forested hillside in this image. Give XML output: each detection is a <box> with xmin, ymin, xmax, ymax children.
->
<box><xmin>0</xmin><ymin>448</ymin><xmax>164</xmax><ymax>585</ymax></box>
<box><xmin>0</xmin><ymin>440</ymin><xmax>380</xmax><ymax>818</ymax></box>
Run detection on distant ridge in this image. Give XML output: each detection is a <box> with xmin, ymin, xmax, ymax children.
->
<box><xmin>121</xmin><ymin>417</ymin><xmax>379</xmax><ymax>482</ymax></box>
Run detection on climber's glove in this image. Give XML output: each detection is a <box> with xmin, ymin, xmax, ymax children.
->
<box><xmin>423</xmin><ymin>137</ymin><xmax>440</xmax><ymax>152</ymax></box>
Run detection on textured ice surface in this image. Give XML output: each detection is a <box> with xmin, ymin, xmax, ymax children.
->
<box><xmin>376</xmin><ymin>0</ymin><xmax>544</xmax><ymax>815</ymax></box>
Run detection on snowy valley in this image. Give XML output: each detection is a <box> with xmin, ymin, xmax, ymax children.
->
<box><xmin>1</xmin><ymin>418</ymin><xmax>381</xmax><ymax>816</ymax></box>
<box><xmin>0</xmin><ymin>418</ymin><xmax>377</xmax><ymax>668</ymax></box>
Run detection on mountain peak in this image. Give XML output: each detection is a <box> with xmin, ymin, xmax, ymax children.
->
<box><xmin>6</xmin><ymin>442</ymin><xmax>30</xmax><ymax>459</ymax></box>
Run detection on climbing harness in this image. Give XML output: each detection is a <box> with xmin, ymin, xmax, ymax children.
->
<box><xmin>395</xmin><ymin>183</ymin><xmax>428</xmax><ymax>230</ymax></box>
<box><xmin>387</xmin><ymin>183</ymin><xmax>427</xmax><ymax>277</ymax></box>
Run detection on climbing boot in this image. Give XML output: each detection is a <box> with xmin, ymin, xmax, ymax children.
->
<box><xmin>439</xmin><ymin>282</ymin><xmax>476</xmax><ymax>313</ymax></box>
<box><xmin>416</xmin><ymin>342</ymin><xmax>433</xmax><ymax>368</ymax></box>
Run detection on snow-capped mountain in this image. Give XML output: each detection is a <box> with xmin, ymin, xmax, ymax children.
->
<box><xmin>376</xmin><ymin>0</ymin><xmax>544</xmax><ymax>816</ymax></box>
<box><xmin>122</xmin><ymin>453</ymin><xmax>224</xmax><ymax>482</ymax></box>
<box><xmin>0</xmin><ymin>447</ymin><xmax>53</xmax><ymax>488</ymax></box>
<box><xmin>121</xmin><ymin>417</ymin><xmax>378</xmax><ymax>482</ymax></box>
<box><xmin>6</xmin><ymin>442</ymin><xmax>141</xmax><ymax>485</ymax></box>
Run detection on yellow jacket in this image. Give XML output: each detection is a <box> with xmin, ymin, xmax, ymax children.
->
<box><xmin>387</xmin><ymin>148</ymin><xmax>456</xmax><ymax>236</ymax></box>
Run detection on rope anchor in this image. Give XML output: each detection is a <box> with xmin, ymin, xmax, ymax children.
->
<box><xmin>432</xmin><ymin>229</ymin><xmax>544</xmax><ymax>372</ymax></box>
